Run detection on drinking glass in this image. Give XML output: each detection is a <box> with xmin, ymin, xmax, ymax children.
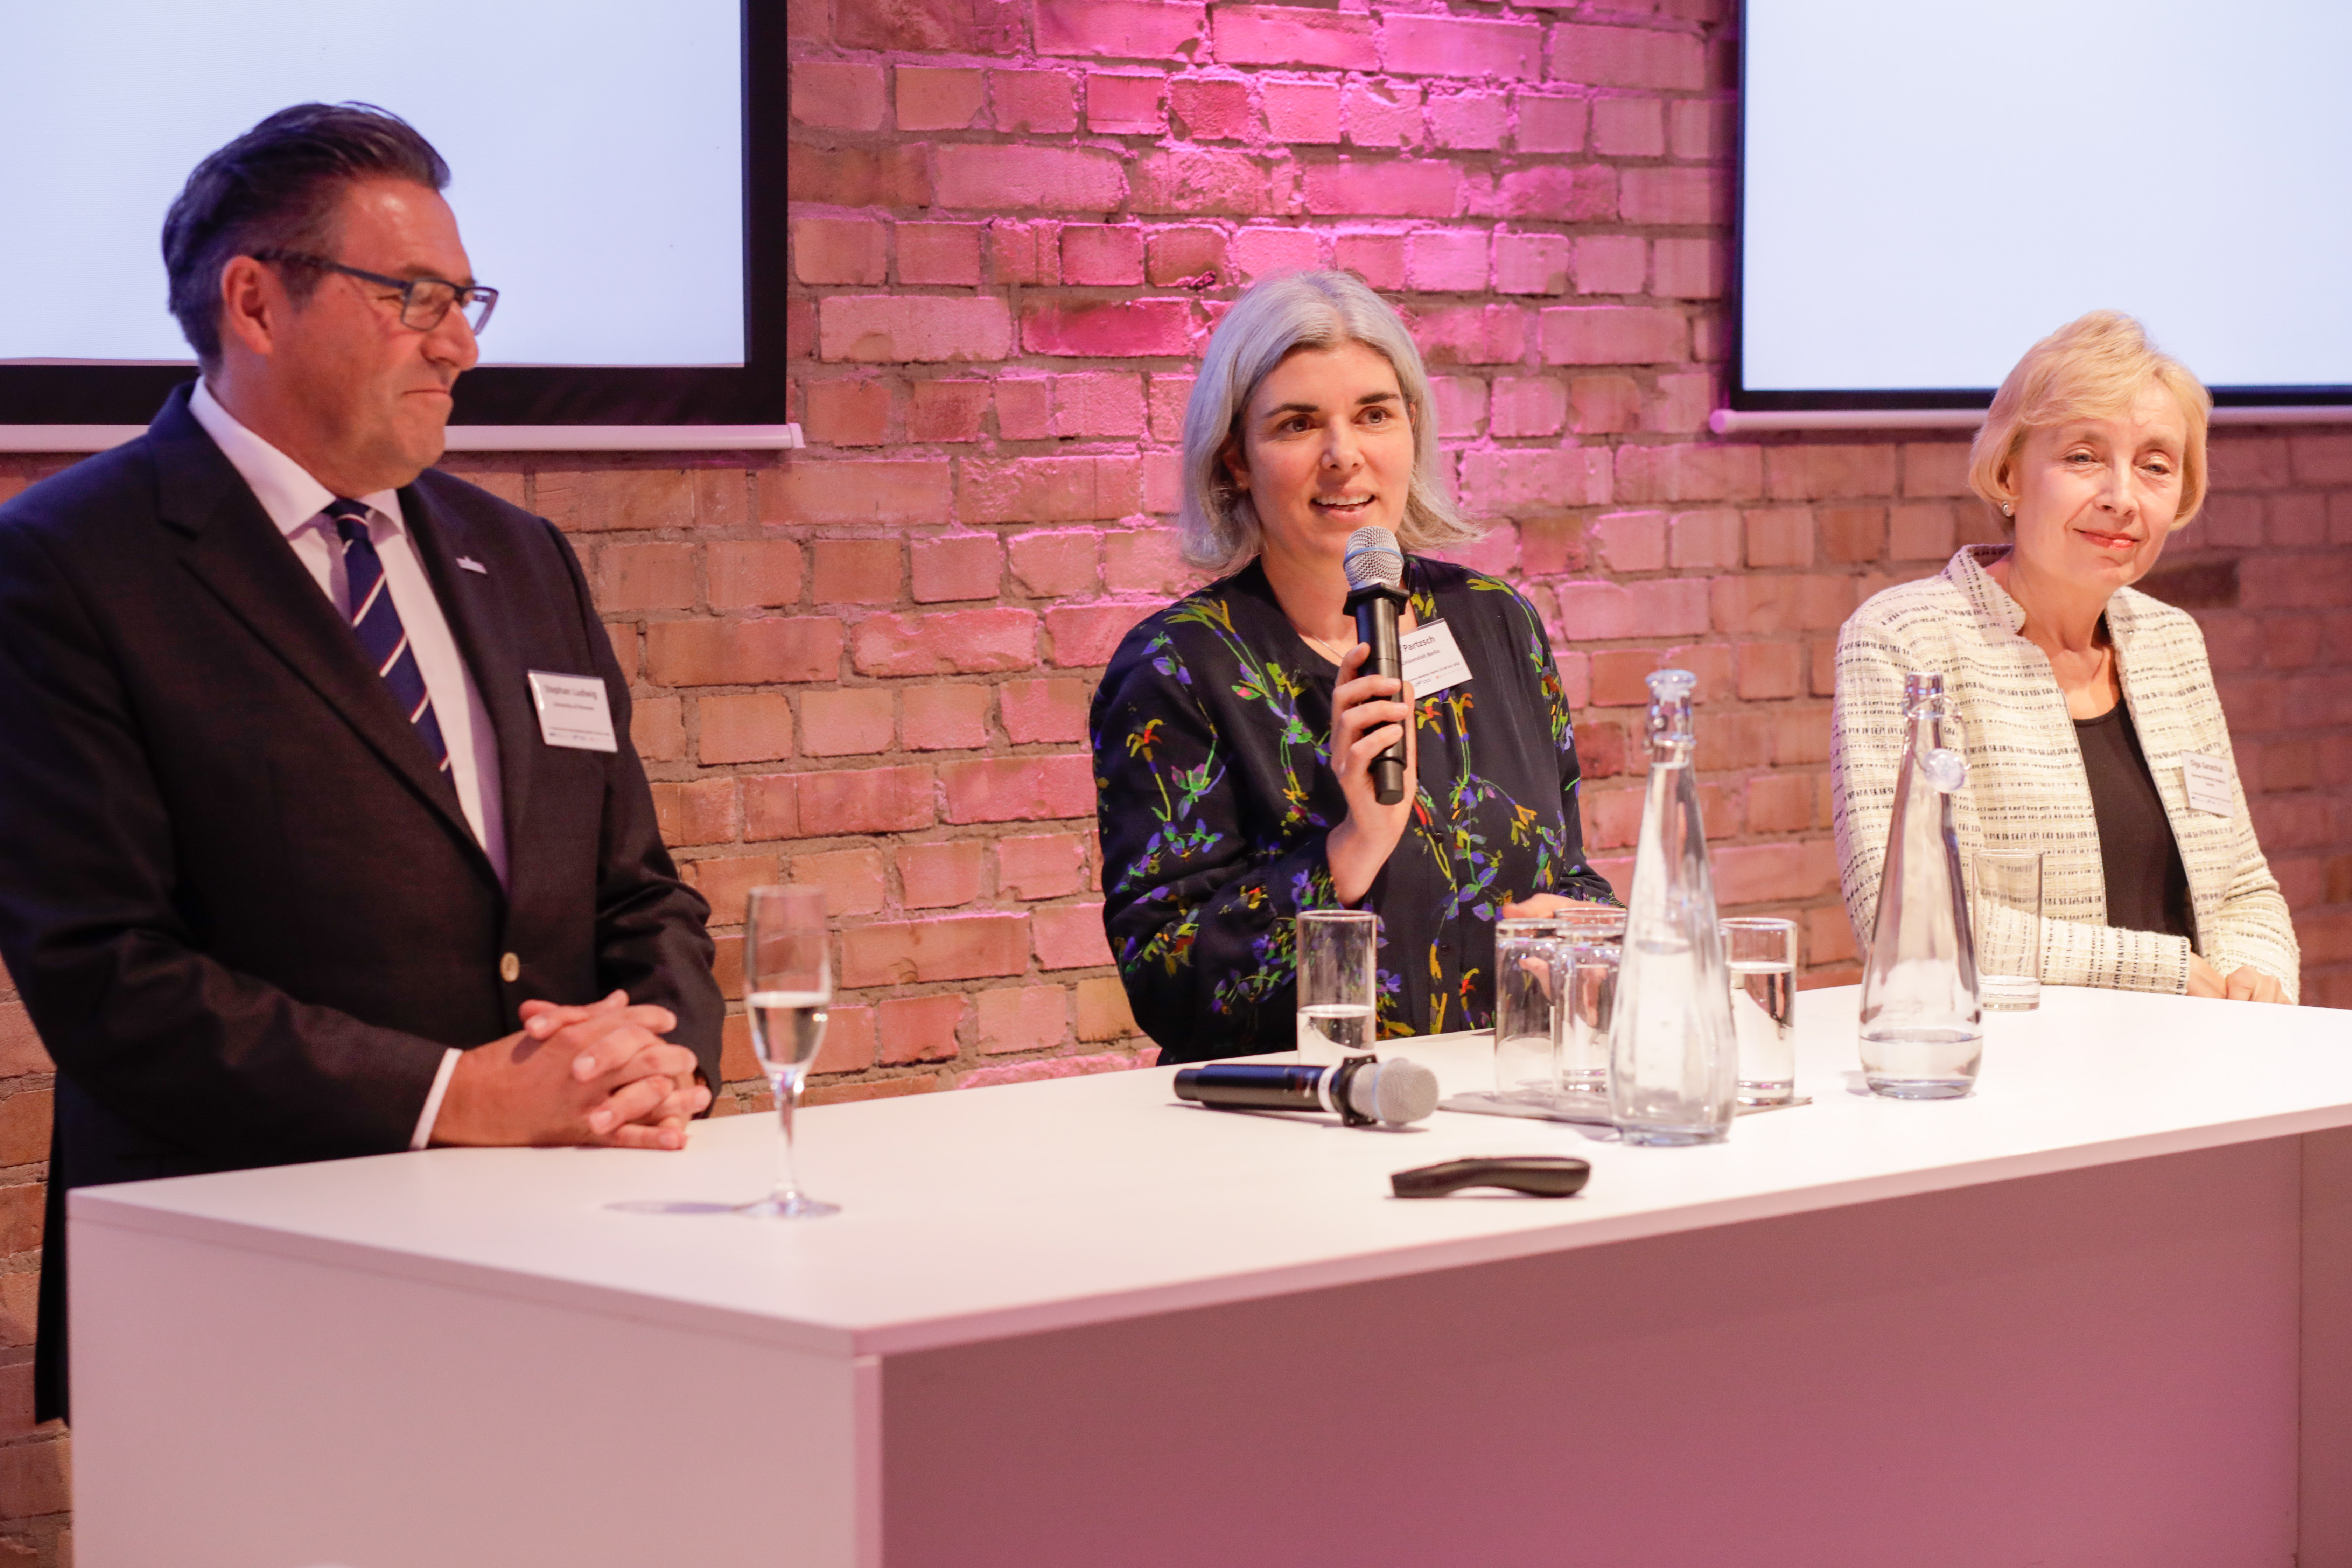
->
<box><xmin>1972</xmin><ymin>853</ymin><xmax>2043</xmax><ymax>1011</ymax></box>
<box><xmin>1494</xmin><ymin>918</ymin><xmax>1568</xmax><ymax>1100</ymax></box>
<box><xmin>1554</xmin><ymin>904</ymin><xmax>1626</xmax><ymax>1099</ymax></box>
<box><xmin>1297</xmin><ymin>909</ymin><xmax>1378</xmax><ymax>1065</ymax></box>
<box><xmin>740</xmin><ymin>885</ymin><xmax>838</xmax><ymax>1219</ymax></box>
<box><xmin>1722</xmin><ymin>917</ymin><xmax>1797</xmax><ymax>1105</ymax></box>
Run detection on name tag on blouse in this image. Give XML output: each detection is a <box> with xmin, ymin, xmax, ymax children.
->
<box><xmin>1400</xmin><ymin>620</ymin><xmax>1472</xmax><ymax>697</ymax></box>
<box><xmin>527</xmin><ymin>670</ymin><xmax>619</xmax><ymax>752</ymax></box>
<box><xmin>2179</xmin><ymin>752</ymin><xmax>2232</xmax><ymax>816</ymax></box>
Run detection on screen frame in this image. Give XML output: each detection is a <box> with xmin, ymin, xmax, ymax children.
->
<box><xmin>1726</xmin><ymin>0</ymin><xmax>2352</xmax><ymax>417</ymax></box>
<box><xmin>0</xmin><ymin>0</ymin><xmax>786</xmax><ymax>429</ymax></box>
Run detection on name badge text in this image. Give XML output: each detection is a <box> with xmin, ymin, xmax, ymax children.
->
<box><xmin>527</xmin><ymin>670</ymin><xmax>619</xmax><ymax>753</ymax></box>
<box><xmin>1400</xmin><ymin>620</ymin><xmax>1473</xmax><ymax>698</ymax></box>
<box><xmin>2180</xmin><ymin>752</ymin><xmax>2233</xmax><ymax>817</ymax></box>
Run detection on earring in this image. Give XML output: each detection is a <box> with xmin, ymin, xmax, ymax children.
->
<box><xmin>2001</xmin><ymin>502</ymin><xmax>2014</xmax><ymax>516</ymax></box>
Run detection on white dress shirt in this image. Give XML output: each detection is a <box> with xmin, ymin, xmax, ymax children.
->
<box><xmin>188</xmin><ymin>380</ymin><xmax>502</xmax><ymax>1145</ymax></box>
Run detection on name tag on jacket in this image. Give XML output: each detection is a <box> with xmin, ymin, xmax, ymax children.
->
<box><xmin>526</xmin><ymin>670</ymin><xmax>619</xmax><ymax>752</ymax></box>
<box><xmin>1400</xmin><ymin>620</ymin><xmax>1473</xmax><ymax>698</ymax></box>
<box><xmin>2179</xmin><ymin>751</ymin><xmax>2233</xmax><ymax>816</ymax></box>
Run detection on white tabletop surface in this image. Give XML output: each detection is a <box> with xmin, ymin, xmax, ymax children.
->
<box><xmin>71</xmin><ymin>986</ymin><xmax>2352</xmax><ymax>1358</ymax></box>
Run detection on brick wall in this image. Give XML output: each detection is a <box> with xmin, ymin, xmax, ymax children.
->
<box><xmin>4</xmin><ymin>0</ymin><xmax>2350</xmax><ymax>1553</ymax></box>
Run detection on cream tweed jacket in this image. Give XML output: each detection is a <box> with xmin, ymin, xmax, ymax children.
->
<box><xmin>1831</xmin><ymin>545</ymin><xmax>2299</xmax><ymax>1001</ymax></box>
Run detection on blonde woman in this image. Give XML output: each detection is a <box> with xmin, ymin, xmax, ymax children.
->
<box><xmin>1832</xmin><ymin>311</ymin><xmax>2297</xmax><ymax>1002</ymax></box>
<box><xmin>1091</xmin><ymin>271</ymin><xmax>1614</xmax><ymax>1062</ymax></box>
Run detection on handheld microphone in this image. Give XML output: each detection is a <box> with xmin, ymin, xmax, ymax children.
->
<box><xmin>1341</xmin><ymin>526</ymin><xmax>1409</xmax><ymax>805</ymax></box>
<box><xmin>1173</xmin><ymin>1056</ymin><xmax>1440</xmax><ymax>1128</ymax></box>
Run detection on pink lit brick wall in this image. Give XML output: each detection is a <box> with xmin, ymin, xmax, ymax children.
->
<box><xmin>2</xmin><ymin>2</ymin><xmax>2350</xmax><ymax>1551</ymax></box>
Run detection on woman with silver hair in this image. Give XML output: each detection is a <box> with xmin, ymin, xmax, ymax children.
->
<box><xmin>1092</xmin><ymin>271</ymin><xmax>1614</xmax><ymax>1063</ymax></box>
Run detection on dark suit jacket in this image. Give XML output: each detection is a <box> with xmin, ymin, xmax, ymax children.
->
<box><xmin>0</xmin><ymin>387</ymin><xmax>723</xmax><ymax>1421</ymax></box>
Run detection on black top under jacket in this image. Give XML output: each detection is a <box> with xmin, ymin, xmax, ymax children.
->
<box><xmin>2076</xmin><ymin>699</ymin><xmax>2197</xmax><ymax>942</ymax></box>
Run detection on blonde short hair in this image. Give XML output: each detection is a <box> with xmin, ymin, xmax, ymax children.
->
<box><xmin>1178</xmin><ymin>270</ymin><xmax>1479</xmax><ymax>574</ymax></box>
<box><xmin>1968</xmin><ymin>310</ymin><xmax>2212</xmax><ymax>532</ymax></box>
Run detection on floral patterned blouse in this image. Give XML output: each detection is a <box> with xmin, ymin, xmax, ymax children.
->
<box><xmin>1091</xmin><ymin>555</ymin><xmax>1614</xmax><ymax>1064</ymax></box>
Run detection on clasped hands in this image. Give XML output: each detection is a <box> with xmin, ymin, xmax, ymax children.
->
<box><xmin>432</xmin><ymin>989</ymin><xmax>712</xmax><ymax>1150</ymax></box>
<box><xmin>2187</xmin><ymin>953</ymin><xmax>2289</xmax><ymax>1004</ymax></box>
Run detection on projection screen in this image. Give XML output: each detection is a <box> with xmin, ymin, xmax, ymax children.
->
<box><xmin>1736</xmin><ymin>0</ymin><xmax>2352</xmax><ymax>420</ymax></box>
<box><xmin>0</xmin><ymin>0</ymin><xmax>790</xmax><ymax>435</ymax></box>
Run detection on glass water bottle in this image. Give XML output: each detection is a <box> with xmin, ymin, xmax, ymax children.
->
<box><xmin>1856</xmin><ymin>672</ymin><xmax>1983</xmax><ymax>1098</ymax></box>
<box><xmin>1608</xmin><ymin>669</ymin><xmax>1738</xmax><ymax>1145</ymax></box>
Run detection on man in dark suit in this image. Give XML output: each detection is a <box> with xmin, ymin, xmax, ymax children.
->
<box><xmin>0</xmin><ymin>104</ymin><xmax>725</xmax><ymax>1422</ymax></box>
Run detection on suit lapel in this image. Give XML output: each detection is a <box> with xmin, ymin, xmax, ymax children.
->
<box><xmin>400</xmin><ymin>481</ymin><xmax>540</xmax><ymax>878</ymax></box>
<box><xmin>152</xmin><ymin>390</ymin><xmax>483</xmax><ymax>863</ymax></box>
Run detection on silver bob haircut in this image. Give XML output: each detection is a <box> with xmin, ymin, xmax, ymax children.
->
<box><xmin>1177</xmin><ymin>270</ymin><xmax>1478</xmax><ymax>575</ymax></box>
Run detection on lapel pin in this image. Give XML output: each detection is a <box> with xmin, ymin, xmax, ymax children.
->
<box><xmin>456</xmin><ymin>556</ymin><xmax>488</xmax><ymax>575</ymax></box>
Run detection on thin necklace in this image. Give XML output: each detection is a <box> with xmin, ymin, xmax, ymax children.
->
<box><xmin>1295</xmin><ymin>624</ymin><xmax>1349</xmax><ymax>665</ymax></box>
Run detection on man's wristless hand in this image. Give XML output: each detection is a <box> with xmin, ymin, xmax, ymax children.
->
<box><xmin>432</xmin><ymin>989</ymin><xmax>710</xmax><ymax>1149</ymax></box>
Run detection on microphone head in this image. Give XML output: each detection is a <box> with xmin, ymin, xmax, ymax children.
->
<box><xmin>1342</xmin><ymin>526</ymin><xmax>1404</xmax><ymax>593</ymax></box>
<box><xmin>1346</xmin><ymin>1058</ymin><xmax>1440</xmax><ymax>1127</ymax></box>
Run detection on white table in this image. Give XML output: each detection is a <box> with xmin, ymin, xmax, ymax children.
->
<box><xmin>69</xmin><ymin>986</ymin><xmax>2352</xmax><ymax>1567</ymax></box>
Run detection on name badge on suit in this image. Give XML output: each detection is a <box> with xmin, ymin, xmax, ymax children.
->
<box><xmin>526</xmin><ymin>670</ymin><xmax>618</xmax><ymax>753</ymax></box>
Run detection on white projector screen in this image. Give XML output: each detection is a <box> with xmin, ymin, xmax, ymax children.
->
<box><xmin>1740</xmin><ymin>0</ymin><xmax>2352</xmax><ymax>400</ymax></box>
<box><xmin>0</xmin><ymin>1</ymin><xmax>742</xmax><ymax>368</ymax></box>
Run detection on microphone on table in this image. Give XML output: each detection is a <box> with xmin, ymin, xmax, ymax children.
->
<box><xmin>1342</xmin><ymin>525</ymin><xmax>1410</xmax><ymax>806</ymax></box>
<box><xmin>1173</xmin><ymin>1056</ymin><xmax>1440</xmax><ymax>1128</ymax></box>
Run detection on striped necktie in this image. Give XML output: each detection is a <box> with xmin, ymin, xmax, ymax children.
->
<box><xmin>325</xmin><ymin>498</ymin><xmax>450</xmax><ymax>774</ymax></box>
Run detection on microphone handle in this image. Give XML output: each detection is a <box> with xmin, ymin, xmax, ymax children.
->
<box><xmin>1172</xmin><ymin>1059</ymin><xmax>1377</xmax><ymax>1125</ymax></box>
<box><xmin>1346</xmin><ymin>586</ymin><xmax>1408</xmax><ymax>806</ymax></box>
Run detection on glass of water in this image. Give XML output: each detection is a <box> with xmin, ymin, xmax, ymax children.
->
<box><xmin>1971</xmin><ymin>853</ymin><xmax>2043</xmax><ymax>1011</ymax></box>
<box><xmin>740</xmin><ymin>885</ymin><xmax>838</xmax><ymax>1219</ymax></box>
<box><xmin>1296</xmin><ymin>909</ymin><xmax>1378</xmax><ymax>1065</ymax></box>
<box><xmin>1494</xmin><ymin>917</ymin><xmax>1567</xmax><ymax>1100</ymax></box>
<box><xmin>1554</xmin><ymin>904</ymin><xmax>1626</xmax><ymax>1100</ymax></box>
<box><xmin>1722</xmin><ymin>917</ymin><xmax>1797</xmax><ymax>1106</ymax></box>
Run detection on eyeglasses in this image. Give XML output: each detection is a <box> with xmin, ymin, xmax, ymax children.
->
<box><xmin>252</xmin><ymin>250</ymin><xmax>499</xmax><ymax>335</ymax></box>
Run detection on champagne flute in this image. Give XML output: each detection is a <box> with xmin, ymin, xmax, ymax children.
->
<box><xmin>739</xmin><ymin>885</ymin><xmax>839</xmax><ymax>1218</ymax></box>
